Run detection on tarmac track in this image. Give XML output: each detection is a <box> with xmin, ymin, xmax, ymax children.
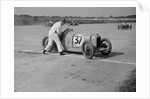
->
<box><xmin>18</xmin><ymin>49</ymin><xmax>136</xmax><ymax>66</ymax></box>
<box><xmin>14</xmin><ymin>23</ymin><xmax>136</xmax><ymax>92</ymax></box>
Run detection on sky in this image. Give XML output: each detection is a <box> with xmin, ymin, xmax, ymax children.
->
<box><xmin>14</xmin><ymin>7</ymin><xmax>136</xmax><ymax>17</ymax></box>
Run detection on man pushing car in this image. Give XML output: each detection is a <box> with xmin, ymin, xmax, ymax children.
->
<box><xmin>43</xmin><ymin>19</ymin><xmax>66</xmax><ymax>55</ymax></box>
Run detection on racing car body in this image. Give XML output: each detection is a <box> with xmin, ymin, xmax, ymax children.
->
<box><xmin>42</xmin><ymin>28</ymin><xmax>112</xmax><ymax>59</ymax></box>
<box><xmin>68</xmin><ymin>21</ymin><xmax>79</xmax><ymax>26</ymax></box>
<box><xmin>118</xmin><ymin>23</ymin><xmax>132</xmax><ymax>30</ymax></box>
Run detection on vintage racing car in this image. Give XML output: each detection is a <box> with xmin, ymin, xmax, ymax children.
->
<box><xmin>42</xmin><ymin>28</ymin><xmax>112</xmax><ymax>59</ymax></box>
<box><xmin>118</xmin><ymin>23</ymin><xmax>132</xmax><ymax>30</ymax></box>
<box><xmin>68</xmin><ymin>21</ymin><xmax>79</xmax><ymax>26</ymax></box>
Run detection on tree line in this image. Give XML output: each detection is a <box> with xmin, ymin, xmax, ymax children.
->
<box><xmin>14</xmin><ymin>14</ymin><xmax>136</xmax><ymax>25</ymax></box>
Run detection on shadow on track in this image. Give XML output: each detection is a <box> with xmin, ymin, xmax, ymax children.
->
<box><xmin>64</xmin><ymin>51</ymin><xmax>83</xmax><ymax>55</ymax></box>
<box><xmin>95</xmin><ymin>52</ymin><xmax>124</xmax><ymax>59</ymax></box>
<box><xmin>65</xmin><ymin>51</ymin><xmax>124</xmax><ymax>59</ymax></box>
<box><xmin>17</xmin><ymin>50</ymin><xmax>42</xmax><ymax>54</ymax></box>
<box><xmin>17</xmin><ymin>50</ymin><xmax>124</xmax><ymax>59</ymax></box>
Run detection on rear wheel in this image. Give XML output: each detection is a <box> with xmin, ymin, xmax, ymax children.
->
<box><xmin>42</xmin><ymin>36</ymin><xmax>49</xmax><ymax>49</ymax></box>
<box><xmin>82</xmin><ymin>40</ymin><xmax>95</xmax><ymax>59</ymax></box>
<box><xmin>42</xmin><ymin>36</ymin><xmax>58</xmax><ymax>52</ymax></box>
<box><xmin>100</xmin><ymin>38</ymin><xmax>112</xmax><ymax>56</ymax></box>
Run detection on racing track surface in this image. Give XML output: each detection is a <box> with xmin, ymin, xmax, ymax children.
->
<box><xmin>14</xmin><ymin>23</ymin><xmax>136</xmax><ymax>92</ymax></box>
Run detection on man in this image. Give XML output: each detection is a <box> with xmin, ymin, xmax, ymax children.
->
<box><xmin>43</xmin><ymin>19</ymin><xmax>66</xmax><ymax>55</ymax></box>
<box><xmin>122</xmin><ymin>22</ymin><xmax>127</xmax><ymax>29</ymax></box>
<box><xmin>123</xmin><ymin>22</ymin><xmax>126</xmax><ymax>26</ymax></box>
<box><xmin>49</xmin><ymin>20</ymin><xmax>53</xmax><ymax>27</ymax></box>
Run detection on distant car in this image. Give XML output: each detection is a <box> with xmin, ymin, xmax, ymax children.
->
<box><xmin>68</xmin><ymin>21</ymin><xmax>79</xmax><ymax>26</ymax></box>
<box><xmin>42</xmin><ymin>28</ymin><xmax>112</xmax><ymax>59</ymax></box>
<box><xmin>118</xmin><ymin>23</ymin><xmax>132</xmax><ymax>30</ymax></box>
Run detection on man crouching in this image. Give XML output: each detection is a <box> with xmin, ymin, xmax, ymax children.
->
<box><xmin>43</xmin><ymin>19</ymin><xmax>66</xmax><ymax>55</ymax></box>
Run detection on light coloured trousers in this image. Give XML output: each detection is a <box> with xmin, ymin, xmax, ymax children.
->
<box><xmin>45</xmin><ymin>31</ymin><xmax>64</xmax><ymax>52</ymax></box>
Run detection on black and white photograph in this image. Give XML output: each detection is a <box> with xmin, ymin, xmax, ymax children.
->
<box><xmin>14</xmin><ymin>7</ymin><xmax>136</xmax><ymax>92</ymax></box>
<box><xmin>1</xmin><ymin>0</ymin><xmax>150</xmax><ymax>98</ymax></box>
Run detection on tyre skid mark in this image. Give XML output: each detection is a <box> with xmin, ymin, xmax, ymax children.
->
<box><xmin>18</xmin><ymin>50</ymin><xmax>136</xmax><ymax>66</ymax></box>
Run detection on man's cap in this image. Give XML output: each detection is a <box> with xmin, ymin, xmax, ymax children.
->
<box><xmin>49</xmin><ymin>21</ymin><xmax>53</xmax><ymax>24</ymax></box>
<box><xmin>61</xmin><ymin>19</ymin><xmax>66</xmax><ymax>23</ymax></box>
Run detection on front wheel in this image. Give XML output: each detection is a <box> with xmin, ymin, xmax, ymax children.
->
<box><xmin>82</xmin><ymin>40</ymin><xmax>95</xmax><ymax>59</ymax></box>
<box><xmin>100</xmin><ymin>38</ymin><xmax>112</xmax><ymax>56</ymax></box>
<box><xmin>129</xmin><ymin>25</ymin><xmax>132</xmax><ymax>29</ymax></box>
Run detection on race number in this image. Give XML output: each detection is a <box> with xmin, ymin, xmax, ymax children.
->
<box><xmin>73</xmin><ymin>35</ymin><xmax>84</xmax><ymax>46</ymax></box>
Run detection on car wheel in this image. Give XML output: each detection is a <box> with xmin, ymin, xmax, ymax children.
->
<box><xmin>100</xmin><ymin>38</ymin><xmax>112</xmax><ymax>56</ymax></box>
<box><xmin>42</xmin><ymin>36</ymin><xmax>58</xmax><ymax>52</ymax></box>
<box><xmin>42</xmin><ymin>36</ymin><xmax>49</xmax><ymax>49</ymax></box>
<box><xmin>130</xmin><ymin>25</ymin><xmax>132</xmax><ymax>29</ymax></box>
<box><xmin>82</xmin><ymin>40</ymin><xmax>95</xmax><ymax>59</ymax></box>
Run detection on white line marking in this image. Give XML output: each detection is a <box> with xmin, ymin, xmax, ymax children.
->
<box><xmin>101</xmin><ymin>59</ymin><xmax>136</xmax><ymax>65</ymax></box>
<box><xmin>15</xmin><ymin>42</ymin><xmax>38</xmax><ymax>45</ymax></box>
<box><xmin>19</xmin><ymin>50</ymin><xmax>136</xmax><ymax>66</ymax></box>
<box><xmin>22</xmin><ymin>50</ymin><xmax>35</xmax><ymax>52</ymax></box>
<box><xmin>65</xmin><ymin>54</ymin><xmax>136</xmax><ymax>65</ymax></box>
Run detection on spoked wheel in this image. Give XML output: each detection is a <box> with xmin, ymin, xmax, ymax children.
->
<box><xmin>82</xmin><ymin>40</ymin><xmax>94</xmax><ymax>59</ymax></box>
<box><xmin>42</xmin><ymin>36</ymin><xmax>49</xmax><ymax>49</ymax></box>
<box><xmin>42</xmin><ymin>36</ymin><xmax>58</xmax><ymax>52</ymax></box>
<box><xmin>100</xmin><ymin>38</ymin><xmax>112</xmax><ymax>56</ymax></box>
<box><xmin>129</xmin><ymin>25</ymin><xmax>132</xmax><ymax>29</ymax></box>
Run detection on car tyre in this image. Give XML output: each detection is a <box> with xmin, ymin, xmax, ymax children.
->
<box><xmin>82</xmin><ymin>40</ymin><xmax>95</xmax><ymax>59</ymax></box>
<box><xmin>42</xmin><ymin>36</ymin><xmax>49</xmax><ymax>50</ymax></box>
<box><xmin>100</xmin><ymin>38</ymin><xmax>112</xmax><ymax>56</ymax></box>
<box><xmin>42</xmin><ymin>36</ymin><xmax>58</xmax><ymax>52</ymax></box>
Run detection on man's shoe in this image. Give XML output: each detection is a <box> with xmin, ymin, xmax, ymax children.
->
<box><xmin>43</xmin><ymin>50</ymin><xmax>46</xmax><ymax>54</ymax></box>
<box><xmin>60</xmin><ymin>51</ymin><xmax>65</xmax><ymax>55</ymax></box>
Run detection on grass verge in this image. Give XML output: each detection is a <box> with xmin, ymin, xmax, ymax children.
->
<box><xmin>116</xmin><ymin>68</ymin><xmax>136</xmax><ymax>92</ymax></box>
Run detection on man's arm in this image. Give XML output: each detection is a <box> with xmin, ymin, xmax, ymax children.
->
<box><xmin>55</xmin><ymin>23</ymin><xmax>61</xmax><ymax>35</ymax></box>
<box><xmin>60</xmin><ymin>28</ymin><xmax>73</xmax><ymax>41</ymax></box>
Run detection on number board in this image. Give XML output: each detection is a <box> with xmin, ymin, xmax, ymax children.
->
<box><xmin>73</xmin><ymin>35</ymin><xmax>84</xmax><ymax>46</ymax></box>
